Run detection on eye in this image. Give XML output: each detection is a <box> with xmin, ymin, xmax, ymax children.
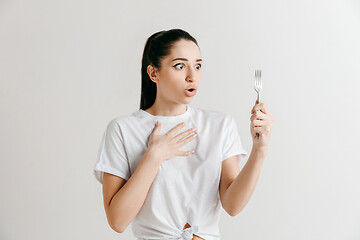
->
<box><xmin>173</xmin><ymin>63</ymin><xmax>184</xmax><ymax>70</ymax></box>
<box><xmin>173</xmin><ymin>63</ymin><xmax>202</xmax><ymax>70</ymax></box>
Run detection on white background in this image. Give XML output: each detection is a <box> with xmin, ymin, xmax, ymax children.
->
<box><xmin>1</xmin><ymin>0</ymin><xmax>359</xmax><ymax>239</ymax></box>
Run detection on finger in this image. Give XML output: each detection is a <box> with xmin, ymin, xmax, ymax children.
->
<box><xmin>252</xmin><ymin>124</ymin><xmax>271</xmax><ymax>133</ymax></box>
<box><xmin>251</xmin><ymin>103</ymin><xmax>267</xmax><ymax>114</ymax></box>
<box><xmin>174</xmin><ymin>128</ymin><xmax>196</xmax><ymax>141</ymax></box>
<box><xmin>252</xmin><ymin>114</ymin><xmax>267</xmax><ymax>121</ymax></box>
<box><xmin>259</xmin><ymin>103</ymin><xmax>268</xmax><ymax>114</ymax></box>
<box><xmin>251</xmin><ymin>102</ymin><xmax>268</xmax><ymax>113</ymax></box>
<box><xmin>177</xmin><ymin>132</ymin><xmax>197</xmax><ymax>145</ymax></box>
<box><xmin>251</xmin><ymin>111</ymin><xmax>267</xmax><ymax>120</ymax></box>
<box><xmin>152</xmin><ymin>121</ymin><xmax>162</xmax><ymax>135</ymax></box>
<box><xmin>178</xmin><ymin>150</ymin><xmax>195</xmax><ymax>156</ymax></box>
<box><xmin>251</xmin><ymin>104</ymin><xmax>262</xmax><ymax>113</ymax></box>
<box><xmin>251</xmin><ymin>125</ymin><xmax>264</xmax><ymax>134</ymax></box>
<box><xmin>251</xmin><ymin>119</ymin><xmax>266</xmax><ymax>127</ymax></box>
<box><xmin>167</xmin><ymin>122</ymin><xmax>186</xmax><ymax>137</ymax></box>
<box><xmin>251</xmin><ymin>102</ymin><xmax>259</xmax><ymax>113</ymax></box>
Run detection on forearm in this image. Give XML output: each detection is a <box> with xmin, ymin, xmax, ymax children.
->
<box><xmin>108</xmin><ymin>149</ymin><xmax>162</xmax><ymax>232</ymax></box>
<box><xmin>222</xmin><ymin>146</ymin><xmax>267</xmax><ymax>216</ymax></box>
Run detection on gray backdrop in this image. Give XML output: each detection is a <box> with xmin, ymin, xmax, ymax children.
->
<box><xmin>1</xmin><ymin>0</ymin><xmax>359</xmax><ymax>239</ymax></box>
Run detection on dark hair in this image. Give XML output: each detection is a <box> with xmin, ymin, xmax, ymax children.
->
<box><xmin>139</xmin><ymin>29</ymin><xmax>199</xmax><ymax>110</ymax></box>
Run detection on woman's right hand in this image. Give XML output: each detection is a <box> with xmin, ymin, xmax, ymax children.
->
<box><xmin>147</xmin><ymin>121</ymin><xmax>197</xmax><ymax>163</ymax></box>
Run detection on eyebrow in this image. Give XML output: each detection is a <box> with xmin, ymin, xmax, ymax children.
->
<box><xmin>172</xmin><ymin>58</ymin><xmax>202</xmax><ymax>62</ymax></box>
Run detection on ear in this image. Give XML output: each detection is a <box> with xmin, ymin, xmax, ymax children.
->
<box><xmin>147</xmin><ymin>65</ymin><xmax>159</xmax><ymax>83</ymax></box>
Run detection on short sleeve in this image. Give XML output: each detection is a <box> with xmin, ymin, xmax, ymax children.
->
<box><xmin>93</xmin><ymin>119</ymin><xmax>131</xmax><ymax>184</ymax></box>
<box><xmin>222</xmin><ymin>114</ymin><xmax>248</xmax><ymax>163</ymax></box>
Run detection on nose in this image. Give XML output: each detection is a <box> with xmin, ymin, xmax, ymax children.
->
<box><xmin>186</xmin><ymin>67</ymin><xmax>197</xmax><ymax>82</ymax></box>
<box><xmin>186</xmin><ymin>73</ymin><xmax>193</xmax><ymax>82</ymax></box>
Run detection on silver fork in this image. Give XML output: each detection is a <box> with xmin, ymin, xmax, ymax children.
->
<box><xmin>254</xmin><ymin>69</ymin><xmax>262</xmax><ymax>138</ymax></box>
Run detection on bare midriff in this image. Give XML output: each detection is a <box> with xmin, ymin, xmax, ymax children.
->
<box><xmin>183</xmin><ymin>223</ymin><xmax>205</xmax><ymax>240</ymax></box>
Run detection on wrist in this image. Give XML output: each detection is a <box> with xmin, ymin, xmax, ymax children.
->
<box><xmin>252</xmin><ymin>145</ymin><xmax>268</xmax><ymax>156</ymax></box>
<box><xmin>145</xmin><ymin>148</ymin><xmax>164</xmax><ymax>165</ymax></box>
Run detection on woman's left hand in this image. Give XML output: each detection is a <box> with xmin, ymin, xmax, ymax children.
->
<box><xmin>250</xmin><ymin>101</ymin><xmax>275</xmax><ymax>151</ymax></box>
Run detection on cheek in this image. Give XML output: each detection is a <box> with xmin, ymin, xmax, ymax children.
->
<box><xmin>167</xmin><ymin>76</ymin><xmax>184</xmax><ymax>88</ymax></box>
<box><xmin>161</xmin><ymin>79</ymin><xmax>182</xmax><ymax>94</ymax></box>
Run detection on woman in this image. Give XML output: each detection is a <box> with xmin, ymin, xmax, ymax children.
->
<box><xmin>94</xmin><ymin>29</ymin><xmax>274</xmax><ymax>240</ymax></box>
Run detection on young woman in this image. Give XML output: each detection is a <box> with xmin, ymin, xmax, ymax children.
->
<box><xmin>94</xmin><ymin>29</ymin><xmax>274</xmax><ymax>240</ymax></box>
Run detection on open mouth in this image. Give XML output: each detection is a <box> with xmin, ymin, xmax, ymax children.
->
<box><xmin>185</xmin><ymin>88</ymin><xmax>197</xmax><ymax>97</ymax></box>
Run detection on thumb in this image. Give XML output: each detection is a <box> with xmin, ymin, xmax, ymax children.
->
<box><xmin>152</xmin><ymin>121</ymin><xmax>161</xmax><ymax>135</ymax></box>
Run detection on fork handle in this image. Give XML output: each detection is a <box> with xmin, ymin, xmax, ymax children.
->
<box><xmin>256</xmin><ymin>92</ymin><xmax>260</xmax><ymax>104</ymax></box>
<box><xmin>256</xmin><ymin>92</ymin><xmax>260</xmax><ymax>138</ymax></box>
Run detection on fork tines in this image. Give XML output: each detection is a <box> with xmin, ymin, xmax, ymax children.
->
<box><xmin>255</xmin><ymin>69</ymin><xmax>261</xmax><ymax>79</ymax></box>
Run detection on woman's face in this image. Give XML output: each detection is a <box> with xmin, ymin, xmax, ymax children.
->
<box><xmin>151</xmin><ymin>39</ymin><xmax>202</xmax><ymax>105</ymax></box>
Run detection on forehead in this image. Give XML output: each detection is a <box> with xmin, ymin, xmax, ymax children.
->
<box><xmin>167</xmin><ymin>40</ymin><xmax>201</xmax><ymax>60</ymax></box>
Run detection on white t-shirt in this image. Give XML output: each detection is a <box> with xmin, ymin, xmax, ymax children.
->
<box><xmin>93</xmin><ymin>104</ymin><xmax>248</xmax><ymax>240</ymax></box>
